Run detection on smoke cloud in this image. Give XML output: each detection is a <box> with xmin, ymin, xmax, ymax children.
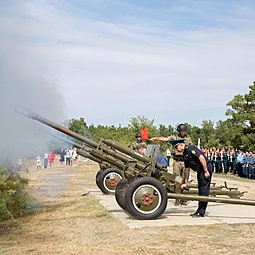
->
<box><xmin>0</xmin><ymin>40</ymin><xmax>67</xmax><ymax>165</ymax></box>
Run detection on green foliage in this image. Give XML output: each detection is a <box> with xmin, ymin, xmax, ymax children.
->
<box><xmin>226</xmin><ymin>82</ymin><xmax>255</xmax><ymax>131</ymax></box>
<box><xmin>127</xmin><ymin>116</ymin><xmax>157</xmax><ymax>144</ymax></box>
<box><xmin>241</xmin><ymin>134</ymin><xmax>255</xmax><ymax>151</ymax></box>
<box><xmin>189</xmin><ymin>125</ymin><xmax>201</xmax><ymax>147</ymax></box>
<box><xmin>0</xmin><ymin>165</ymin><xmax>29</xmax><ymax>221</ymax></box>
<box><xmin>225</xmin><ymin>81</ymin><xmax>255</xmax><ymax>150</ymax></box>
<box><xmin>128</xmin><ymin>116</ymin><xmax>155</xmax><ymax>131</ymax></box>
<box><xmin>68</xmin><ymin>118</ymin><xmax>90</xmax><ymax>137</ymax></box>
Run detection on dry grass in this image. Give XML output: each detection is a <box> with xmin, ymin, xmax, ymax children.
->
<box><xmin>1</xmin><ymin>161</ymin><xmax>255</xmax><ymax>255</ymax></box>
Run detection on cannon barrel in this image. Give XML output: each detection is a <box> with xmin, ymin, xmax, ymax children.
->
<box><xmin>15</xmin><ymin>104</ymin><xmax>98</xmax><ymax>148</ymax></box>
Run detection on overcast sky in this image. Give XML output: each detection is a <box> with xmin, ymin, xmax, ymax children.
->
<box><xmin>1</xmin><ymin>0</ymin><xmax>255</xmax><ymax>129</ymax></box>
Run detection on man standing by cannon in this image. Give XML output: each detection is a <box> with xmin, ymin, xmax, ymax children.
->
<box><xmin>150</xmin><ymin>124</ymin><xmax>192</xmax><ymax>206</ymax></box>
<box><xmin>170</xmin><ymin>138</ymin><xmax>212</xmax><ymax>218</ymax></box>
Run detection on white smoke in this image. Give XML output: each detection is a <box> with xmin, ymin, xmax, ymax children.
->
<box><xmin>0</xmin><ymin>40</ymin><xmax>67</xmax><ymax>165</ymax></box>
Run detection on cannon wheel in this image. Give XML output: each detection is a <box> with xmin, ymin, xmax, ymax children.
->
<box><xmin>97</xmin><ymin>168</ymin><xmax>122</xmax><ymax>194</ymax></box>
<box><xmin>96</xmin><ymin>169</ymin><xmax>104</xmax><ymax>188</ymax></box>
<box><xmin>125</xmin><ymin>177</ymin><xmax>168</xmax><ymax>220</ymax></box>
<box><xmin>115</xmin><ymin>179</ymin><xmax>129</xmax><ymax>210</ymax></box>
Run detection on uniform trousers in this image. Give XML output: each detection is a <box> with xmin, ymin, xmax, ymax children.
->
<box><xmin>249</xmin><ymin>164</ymin><xmax>255</xmax><ymax>178</ymax></box>
<box><xmin>196</xmin><ymin>162</ymin><xmax>213</xmax><ymax>215</ymax></box>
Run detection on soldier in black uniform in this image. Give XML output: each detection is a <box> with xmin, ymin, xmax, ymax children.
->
<box><xmin>170</xmin><ymin>139</ymin><xmax>212</xmax><ymax>218</ymax></box>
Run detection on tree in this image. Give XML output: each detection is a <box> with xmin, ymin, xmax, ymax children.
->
<box><xmin>197</xmin><ymin>120</ymin><xmax>216</xmax><ymax>148</ymax></box>
<box><xmin>189</xmin><ymin>125</ymin><xmax>201</xmax><ymax>147</ymax></box>
<box><xmin>226</xmin><ymin>81</ymin><xmax>255</xmax><ymax>149</ymax></box>
<box><xmin>68</xmin><ymin>118</ymin><xmax>89</xmax><ymax>137</ymax></box>
<box><xmin>127</xmin><ymin>116</ymin><xmax>157</xmax><ymax>141</ymax></box>
<box><xmin>157</xmin><ymin>124</ymin><xmax>175</xmax><ymax>138</ymax></box>
<box><xmin>214</xmin><ymin>120</ymin><xmax>235</xmax><ymax>148</ymax></box>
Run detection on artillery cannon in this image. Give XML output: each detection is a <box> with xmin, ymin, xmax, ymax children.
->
<box><xmin>15</xmin><ymin>105</ymin><xmax>255</xmax><ymax>220</ymax></box>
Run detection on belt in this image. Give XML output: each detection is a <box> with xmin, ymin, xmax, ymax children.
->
<box><xmin>173</xmin><ymin>156</ymin><xmax>184</xmax><ymax>162</ymax></box>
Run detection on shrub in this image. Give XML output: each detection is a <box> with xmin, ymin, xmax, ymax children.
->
<box><xmin>0</xmin><ymin>165</ymin><xmax>29</xmax><ymax>221</ymax></box>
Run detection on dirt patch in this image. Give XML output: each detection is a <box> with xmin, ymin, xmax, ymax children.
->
<box><xmin>1</xmin><ymin>163</ymin><xmax>255</xmax><ymax>255</ymax></box>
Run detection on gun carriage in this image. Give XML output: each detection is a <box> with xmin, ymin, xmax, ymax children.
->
<box><xmin>15</xmin><ymin>105</ymin><xmax>255</xmax><ymax>220</ymax></box>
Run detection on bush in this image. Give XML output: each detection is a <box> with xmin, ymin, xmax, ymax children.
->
<box><xmin>0</xmin><ymin>165</ymin><xmax>29</xmax><ymax>221</ymax></box>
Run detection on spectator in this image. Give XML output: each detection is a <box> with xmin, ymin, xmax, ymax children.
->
<box><xmin>44</xmin><ymin>152</ymin><xmax>49</xmax><ymax>169</ymax></box>
<box><xmin>48</xmin><ymin>151</ymin><xmax>56</xmax><ymax>167</ymax></box>
<box><xmin>59</xmin><ymin>148</ymin><xmax>65</xmax><ymax>165</ymax></box>
<box><xmin>65</xmin><ymin>148</ymin><xmax>71</xmax><ymax>166</ymax></box>
<box><xmin>78</xmin><ymin>154</ymin><xmax>83</xmax><ymax>165</ymax></box>
<box><xmin>215</xmin><ymin>148</ymin><xmax>223</xmax><ymax>174</ymax></box>
<box><xmin>242</xmin><ymin>151</ymin><xmax>249</xmax><ymax>178</ymax></box>
<box><xmin>166</xmin><ymin>147</ymin><xmax>171</xmax><ymax>167</ymax></box>
<box><xmin>222</xmin><ymin>148</ymin><xmax>230</xmax><ymax>174</ymax></box>
<box><xmin>72</xmin><ymin>148</ymin><xmax>78</xmax><ymax>166</ymax></box>
<box><xmin>231</xmin><ymin>149</ymin><xmax>238</xmax><ymax>174</ymax></box>
<box><xmin>69</xmin><ymin>147</ymin><xmax>74</xmax><ymax>166</ymax></box>
<box><xmin>250</xmin><ymin>151</ymin><xmax>255</xmax><ymax>179</ymax></box>
<box><xmin>36</xmin><ymin>155</ymin><xmax>41</xmax><ymax>169</ymax></box>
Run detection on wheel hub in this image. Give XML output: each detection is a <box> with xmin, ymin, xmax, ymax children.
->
<box><xmin>141</xmin><ymin>193</ymin><xmax>154</xmax><ymax>205</ymax></box>
<box><xmin>104</xmin><ymin>172</ymin><xmax>122</xmax><ymax>193</ymax></box>
<box><xmin>109</xmin><ymin>178</ymin><xmax>117</xmax><ymax>187</ymax></box>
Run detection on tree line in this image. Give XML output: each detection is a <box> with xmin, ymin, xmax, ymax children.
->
<box><xmin>64</xmin><ymin>81</ymin><xmax>255</xmax><ymax>155</ymax></box>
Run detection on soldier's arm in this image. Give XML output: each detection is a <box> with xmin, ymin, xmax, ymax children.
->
<box><xmin>181</xmin><ymin>167</ymin><xmax>190</xmax><ymax>188</ymax></box>
<box><xmin>150</xmin><ymin>136</ymin><xmax>169</xmax><ymax>142</ymax></box>
<box><xmin>150</xmin><ymin>135</ymin><xmax>176</xmax><ymax>142</ymax></box>
<box><xmin>198</xmin><ymin>154</ymin><xmax>208</xmax><ymax>172</ymax></box>
<box><xmin>198</xmin><ymin>154</ymin><xmax>210</xmax><ymax>178</ymax></box>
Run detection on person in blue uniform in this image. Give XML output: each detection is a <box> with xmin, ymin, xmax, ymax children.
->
<box><xmin>242</xmin><ymin>151</ymin><xmax>249</xmax><ymax>178</ymax></box>
<box><xmin>170</xmin><ymin>139</ymin><xmax>212</xmax><ymax>218</ymax></box>
<box><xmin>237</xmin><ymin>150</ymin><xmax>244</xmax><ymax>177</ymax></box>
<box><xmin>136</xmin><ymin>143</ymin><xmax>168</xmax><ymax>168</ymax></box>
<box><xmin>249</xmin><ymin>151</ymin><xmax>255</xmax><ymax>179</ymax></box>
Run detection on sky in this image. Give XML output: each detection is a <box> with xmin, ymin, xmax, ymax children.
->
<box><xmin>1</xmin><ymin>0</ymin><xmax>255</xmax><ymax>158</ymax></box>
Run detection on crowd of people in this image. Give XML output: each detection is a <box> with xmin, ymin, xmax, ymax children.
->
<box><xmin>36</xmin><ymin>147</ymin><xmax>92</xmax><ymax>169</ymax></box>
<box><xmin>200</xmin><ymin>147</ymin><xmax>255</xmax><ymax>179</ymax></box>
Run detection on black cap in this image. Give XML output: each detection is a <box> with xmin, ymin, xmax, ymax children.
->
<box><xmin>135</xmin><ymin>132</ymin><xmax>142</xmax><ymax>138</ymax></box>
<box><xmin>177</xmin><ymin>124</ymin><xmax>187</xmax><ymax>132</ymax></box>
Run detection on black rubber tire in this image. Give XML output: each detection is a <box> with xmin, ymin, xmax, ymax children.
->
<box><xmin>125</xmin><ymin>177</ymin><xmax>168</xmax><ymax>220</ymax></box>
<box><xmin>115</xmin><ymin>179</ymin><xmax>129</xmax><ymax>210</ymax></box>
<box><xmin>95</xmin><ymin>169</ymin><xmax>104</xmax><ymax>189</ymax></box>
<box><xmin>98</xmin><ymin>168</ymin><xmax>122</xmax><ymax>194</ymax></box>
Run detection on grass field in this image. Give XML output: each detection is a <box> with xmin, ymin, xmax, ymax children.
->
<box><xmin>1</xmin><ymin>161</ymin><xmax>255</xmax><ymax>255</ymax></box>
